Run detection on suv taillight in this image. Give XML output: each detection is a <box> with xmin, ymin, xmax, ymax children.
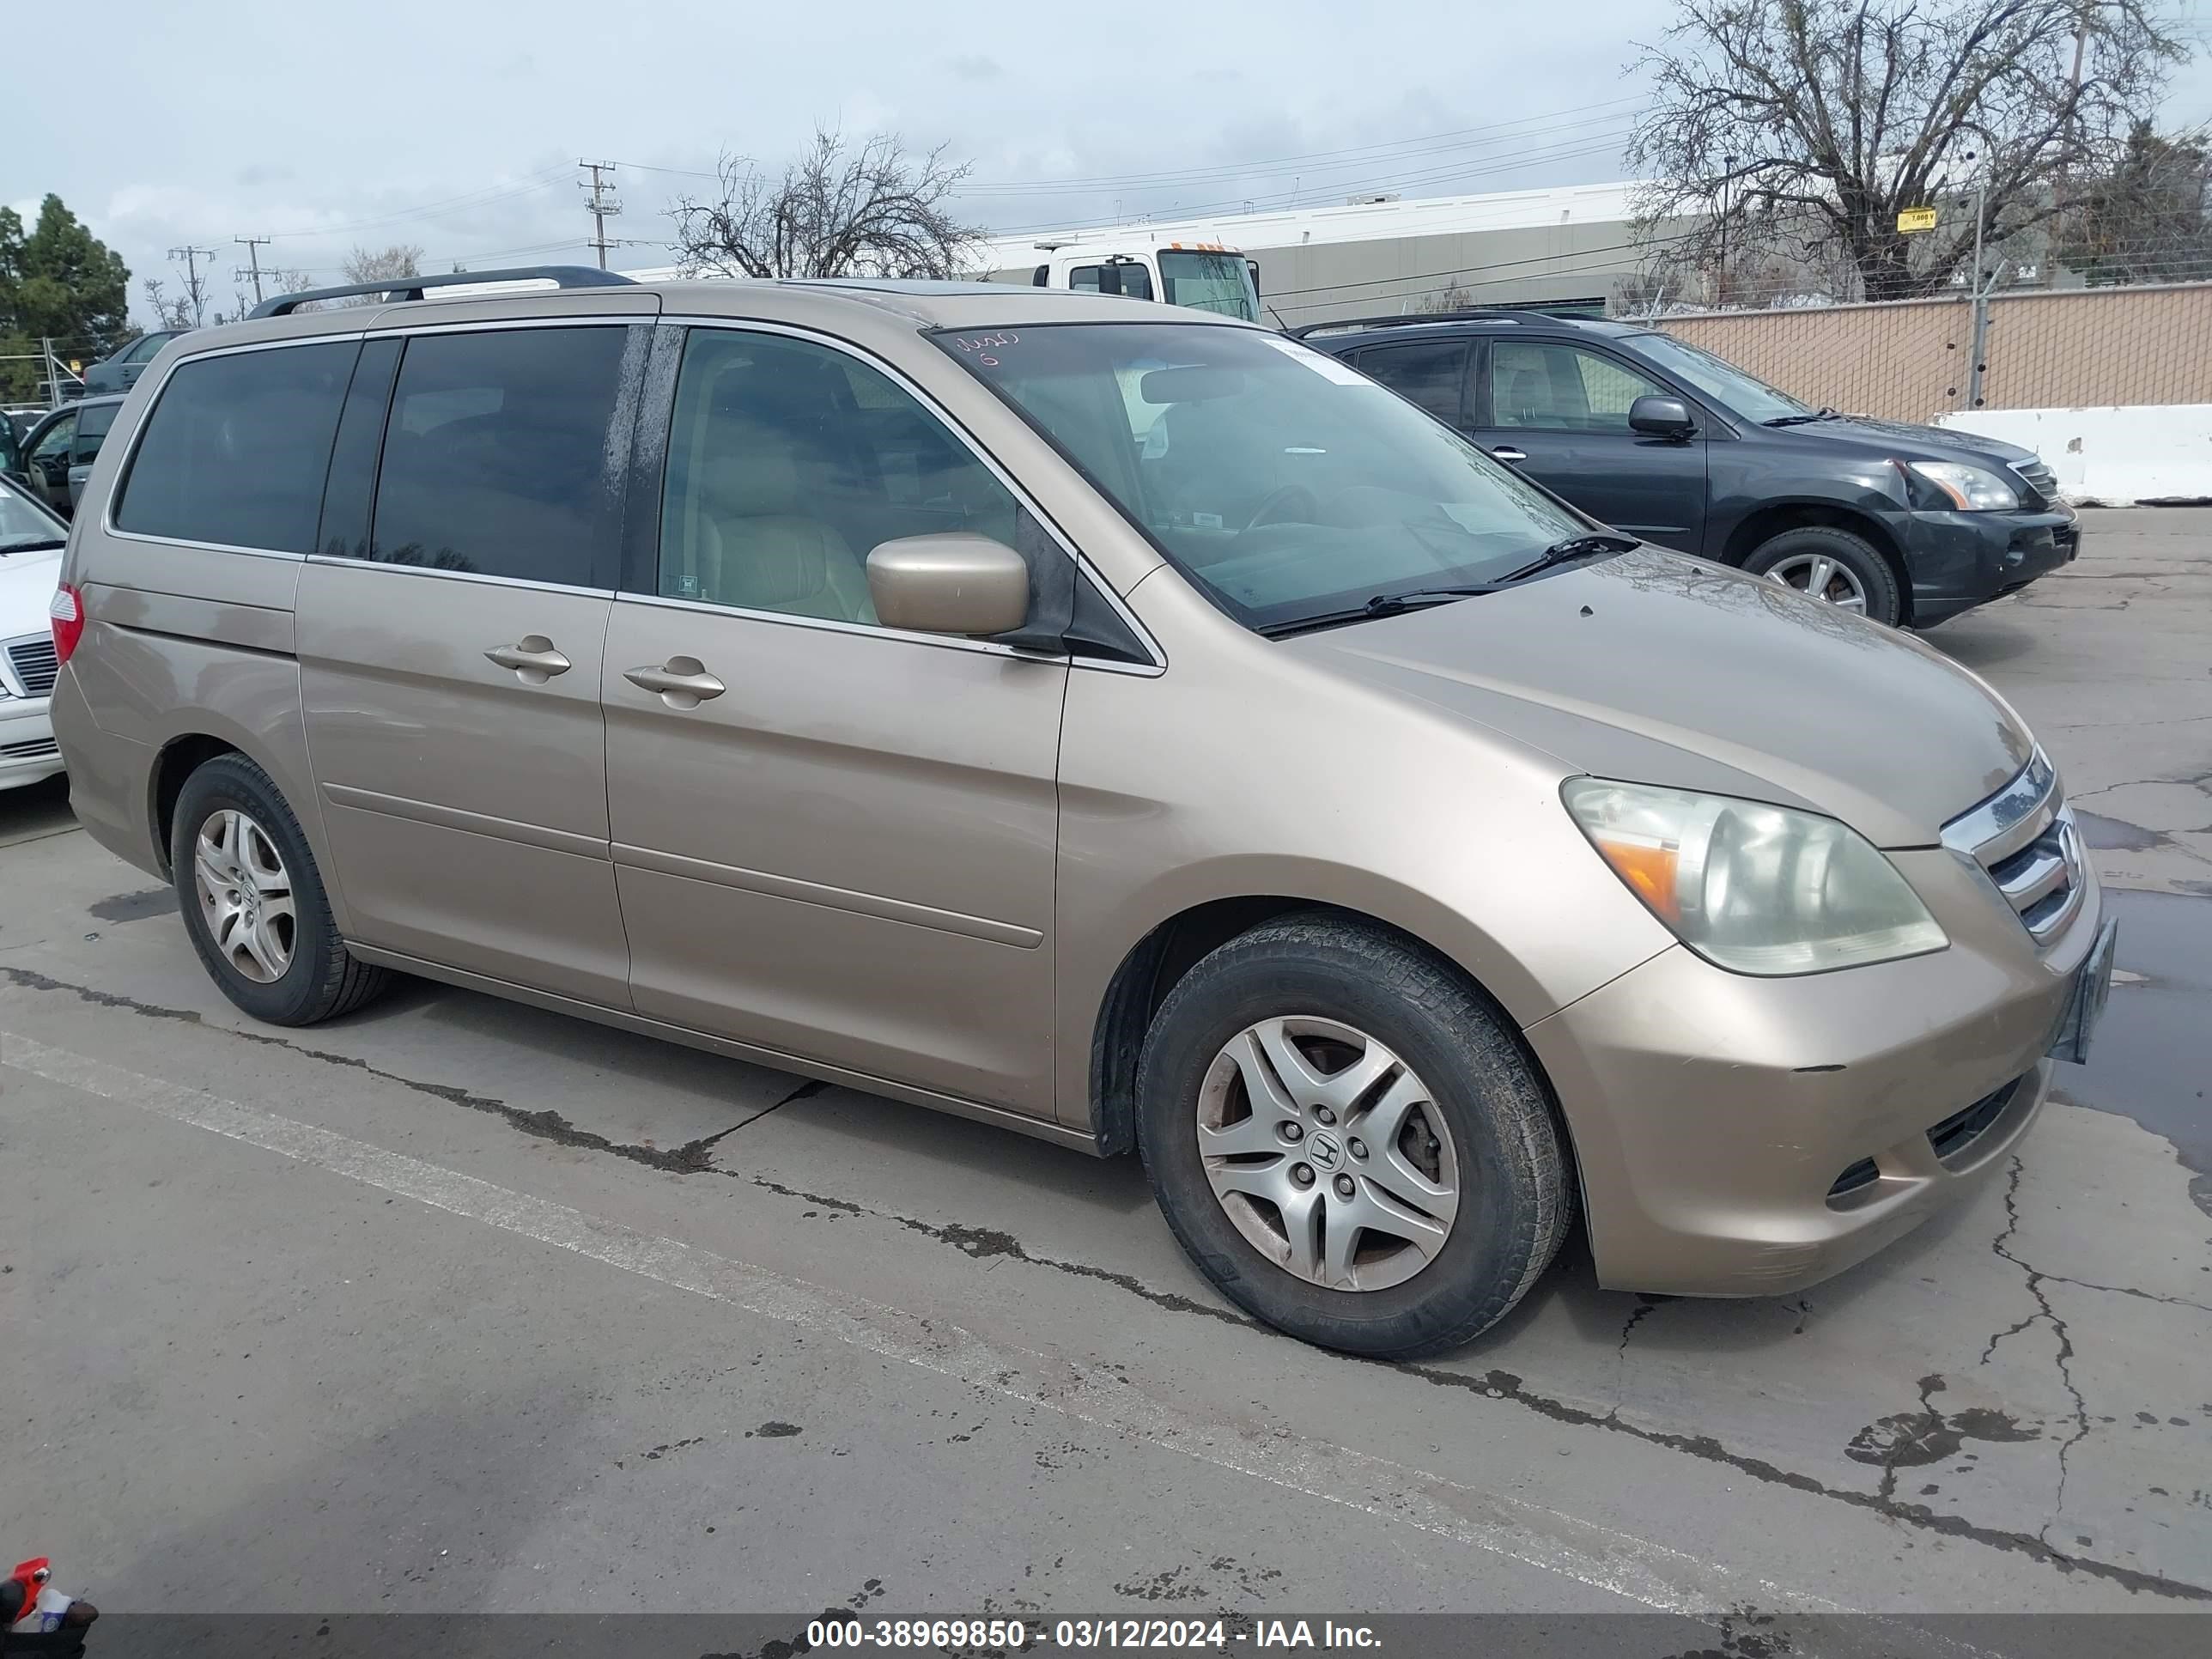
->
<box><xmin>50</xmin><ymin>583</ymin><xmax>85</xmax><ymax>664</ymax></box>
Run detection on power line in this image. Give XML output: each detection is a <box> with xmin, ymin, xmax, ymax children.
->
<box><xmin>953</xmin><ymin>102</ymin><xmax>1647</xmax><ymax>196</ymax></box>
<box><xmin>981</xmin><ymin>131</ymin><xmax>1638</xmax><ymax>239</ymax></box>
<box><xmin>263</xmin><ymin>167</ymin><xmax>571</xmax><ymax>240</ymax></box>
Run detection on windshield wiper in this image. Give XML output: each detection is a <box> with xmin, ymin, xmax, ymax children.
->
<box><xmin>0</xmin><ymin>538</ymin><xmax>66</xmax><ymax>555</ymax></box>
<box><xmin>1497</xmin><ymin>532</ymin><xmax>1640</xmax><ymax>582</ymax></box>
<box><xmin>1256</xmin><ymin>585</ymin><xmax>1504</xmax><ymax>639</ymax></box>
<box><xmin>1763</xmin><ymin>407</ymin><xmax>1841</xmax><ymax>426</ymax></box>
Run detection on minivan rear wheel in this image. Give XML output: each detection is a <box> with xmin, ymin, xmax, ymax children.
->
<box><xmin>171</xmin><ymin>754</ymin><xmax>390</xmax><ymax>1025</ymax></box>
<box><xmin>1742</xmin><ymin>525</ymin><xmax>1902</xmax><ymax>626</ymax></box>
<box><xmin>1136</xmin><ymin>915</ymin><xmax>1570</xmax><ymax>1358</ymax></box>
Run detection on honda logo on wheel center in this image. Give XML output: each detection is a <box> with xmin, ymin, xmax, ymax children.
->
<box><xmin>1307</xmin><ymin>1132</ymin><xmax>1343</xmax><ymax>1171</ymax></box>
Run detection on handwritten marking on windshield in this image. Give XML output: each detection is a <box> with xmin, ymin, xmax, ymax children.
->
<box><xmin>951</xmin><ymin>332</ymin><xmax>1020</xmax><ymax>368</ymax></box>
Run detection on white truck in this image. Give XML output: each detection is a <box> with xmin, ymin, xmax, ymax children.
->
<box><xmin>1016</xmin><ymin>239</ymin><xmax>1264</xmax><ymax>322</ymax></box>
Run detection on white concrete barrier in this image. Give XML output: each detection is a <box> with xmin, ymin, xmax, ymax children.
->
<box><xmin>1930</xmin><ymin>404</ymin><xmax>2212</xmax><ymax>506</ymax></box>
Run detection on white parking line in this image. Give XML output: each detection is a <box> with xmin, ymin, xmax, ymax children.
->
<box><xmin>3</xmin><ymin>1030</ymin><xmax>1863</xmax><ymax>1623</ymax></box>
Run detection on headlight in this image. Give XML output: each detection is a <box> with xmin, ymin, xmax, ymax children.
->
<box><xmin>1562</xmin><ymin>779</ymin><xmax>1948</xmax><ymax>975</ymax></box>
<box><xmin>1905</xmin><ymin>459</ymin><xmax>2019</xmax><ymax>512</ymax></box>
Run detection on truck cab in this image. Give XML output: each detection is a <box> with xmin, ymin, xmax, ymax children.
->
<box><xmin>1026</xmin><ymin>240</ymin><xmax>1261</xmax><ymax>321</ymax></box>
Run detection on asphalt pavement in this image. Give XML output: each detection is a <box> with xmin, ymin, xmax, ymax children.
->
<box><xmin>2</xmin><ymin>509</ymin><xmax>2208</xmax><ymax>1650</ymax></box>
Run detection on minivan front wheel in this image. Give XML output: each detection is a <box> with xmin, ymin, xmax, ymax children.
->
<box><xmin>1137</xmin><ymin>915</ymin><xmax>1570</xmax><ymax>1358</ymax></box>
<box><xmin>1742</xmin><ymin>525</ymin><xmax>1902</xmax><ymax>625</ymax></box>
<box><xmin>171</xmin><ymin>754</ymin><xmax>390</xmax><ymax>1026</ymax></box>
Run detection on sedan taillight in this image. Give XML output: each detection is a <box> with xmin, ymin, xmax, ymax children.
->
<box><xmin>50</xmin><ymin>582</ymin><xmax>85</xmax><ymax>664</ymax></box>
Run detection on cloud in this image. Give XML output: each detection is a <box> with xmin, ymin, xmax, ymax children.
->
<box><xmin>946</xmin><ymin>54</ymin><xmax>1001</xmax><ymax>82</ymax></box>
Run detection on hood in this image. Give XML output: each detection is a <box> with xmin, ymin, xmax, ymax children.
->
<box><xmin>1286</xmin><ymin>548</ymin><xmax>2032</xmax><ymax>848</ymax></box>
<box><xmin>0</xmin><ymin>544</ymin><xmax>62</xmax><ymax>638</ymax></box>
<box><xmin>1796</xmin><ymin>413</ymin><xmax>2039</xmax><ymax>469</ymax></box>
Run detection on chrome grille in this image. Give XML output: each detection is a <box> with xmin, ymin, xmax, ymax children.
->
<box><xmin>0</xmin><ymin>738</ymin><xmax>58</xmax><ymax>761</ymax></box>
<box><xmin>1942</xmin><ymin>748</ymin><xmax>2083</xmax><ymax>944</ymax></box>
<box><xmin>2008</xmin><ymin>457</ymin><xmax>2058</xmax><ymax>507</ymax></box>
<box><xmin>4</xmin><ymin>635</ymin><xmax>58</xmax><ymax>699</ymax></box>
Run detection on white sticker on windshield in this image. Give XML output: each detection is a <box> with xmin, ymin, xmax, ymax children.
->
<box><xmin>1256</xmin><ymin>332</ymin><xmax>1371</xmax><ymax>386</ymax></box>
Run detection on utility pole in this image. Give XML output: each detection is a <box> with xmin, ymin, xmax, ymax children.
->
<box><xmin>2052</xmin><ymin>9</ymin><xmax>2093</xmax><ymax>286</ymax></box>
<box><xmin>234</xmin><ymin>235</ymin><xmax>272</xmax><ymax>305</ymax></box>
<box><xmin>1964</xmin><ymin>153</ymin><xmax>1994</xmax><ymax>410</ymax></box>
<box><xmin>579</xmin><ymin>161</ymin><xmax>623</xmax><ymax>269</ymax></box>
<box><xmin>168</xmin><ymin>246</ymin><xmax>216</xmax><ymax>327</ymax></box>
<box><xmin>233</xmin><ymin>235</ymin><xmax>272</xmax><ymax>308</ymax></box>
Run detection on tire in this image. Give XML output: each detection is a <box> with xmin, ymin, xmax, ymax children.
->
<box><xmin>1741</xmin><ymin>523</ymin><xmax>1904</xmax><ymax>626</ymax></box>
<box><xmin>1136</xmin><ymin>913</ymin><xmax>1571</xmax><ymax>1358</ymax></box>
<box><xmin>170</xmin><ymin>753</ymin><xmax>390</xmax><ymax>1025</ymax></box>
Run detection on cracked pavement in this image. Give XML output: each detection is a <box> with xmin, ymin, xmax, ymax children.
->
<box><xmin>1</xmin><ymin>510</ymin><xmax>2208</xmax><ymax>1641</ymax></box>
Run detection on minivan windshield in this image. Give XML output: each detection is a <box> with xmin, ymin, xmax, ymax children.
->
<box><xmin>1626</xmin><ymin>332</ymin><xmax>1815</xmax><ymax>424</ymax></box>
<box><xmin>935</xmin><ymin>323</ymin><xmax>1593</xmax><ymax>634</ymax></box>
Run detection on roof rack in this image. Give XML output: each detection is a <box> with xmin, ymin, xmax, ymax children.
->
<box><xmin>1287</xmin><ymin>308</ymin><xmax>1545</xmax><ymax>340</ymax></box>
<box><xmin>250</xmin><ymin>265</ymin><xmax>636</xmax><ymax>319</ymax></box>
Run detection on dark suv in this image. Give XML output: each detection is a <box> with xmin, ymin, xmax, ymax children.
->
<box><xmin>1301</xmin><ymin>310</ymin><xmax>2077</xmax><ymax>628</ymax></box>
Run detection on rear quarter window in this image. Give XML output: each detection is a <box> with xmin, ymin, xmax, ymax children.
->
<box><xmin>113</xmin><ymin>341</ymin><xmax>358</xmax><ymax>553</ymax></box>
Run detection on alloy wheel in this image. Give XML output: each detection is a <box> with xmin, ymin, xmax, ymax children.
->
<box><xmin>1763</xmin><ymin>552</ymin><xmax>1868</xmax><ymax>611</ymax></box>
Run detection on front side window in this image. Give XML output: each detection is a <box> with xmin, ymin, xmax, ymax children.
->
<box><xmin>1157</xmin><ymin>252</ymin><xmax>1260</xmax><ymax>320</ymax></box>
<box><xmin>1488</xmin><ymin>343</ymin><xmax>1667</xmax><ymax>432</ymax></box>
<box><xmin>70</xmin><ymin>403</ymin><xmax>117</xmax><ymax>465</ymax></box>
<box><xmin>124</xmin><ymin>333</ymin><xmax>169</xmax><ymax>365</ymax></box>
<box><xmin>935</xmin><ymin>321</ymin><xmax>1588</xmax><ymax>634</ymax></box>
<box><xmin>658</xmin><ymin>329</ymin><xmax>1019</xmax><ymax>624</ymax></box>
<box><xmin>1353</xmin><ymin>340</ymin><xmax>1469</xmax><ymax>425</ymax></box>
<box><xmin>113</xmin><ymin>342</ymin><xmax>356</xmax><ymax>551</ymax></box>
<box><xmin>30</xmin><ymin>413</ymin><xmax>75</xmax><ymax>466</ymax></box>
<box><xmin>1070</xmin><ymin>263</ymin><xmax>1154</xmax><ymax>301</ymax></box>
<box><xmin>370</xmin><ymin>326</ymin><xmax>628</xmax><ymax>584</ymax></box>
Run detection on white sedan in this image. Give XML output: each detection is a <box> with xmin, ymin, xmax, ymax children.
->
<box><xmin>0</xmin><ymin>473</ymin><xmax>66</xmax><ymax>791</ymax></box>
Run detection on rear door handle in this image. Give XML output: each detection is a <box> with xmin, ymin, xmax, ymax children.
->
<box><xmin>624</xmin><ymin>658</ymin><xmax>726</xmax><ymax>708</ymax></box>
<box><xmin>485</xmin><ymin>636</ymin><xmax>571</xmax><ymax>683</ymax></box>
<box><xmin>1491</xmin><ymin>446</ymin><xmax>1527</xmax><ymax>463</ymax></box>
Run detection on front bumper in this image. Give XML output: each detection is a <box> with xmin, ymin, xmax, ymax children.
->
<box><xmin>1901</xmin><ymin>506</ymin><xmax>2079</xmax><ymax>625</ymax></box>
<box><xmin>0</xmin><ymin>699</ymin><xmax>63</xmax><ymax>790</ymax></box>
<box><xmin>1524</xmin><ymin>843</ymin><xmax>2102</xmax><ymax>1297</ymax></box>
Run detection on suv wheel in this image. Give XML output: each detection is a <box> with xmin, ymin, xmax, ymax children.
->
<box><xmin>1136</xmin><ymin>914</ymin><xmax>1571</xmax><ymax>1358</ymax></box>
<box><xmin>1742</xmin><ymin>525</ymin><xmax>1902</xmax><ymax>625</ymax></box>
<box><xmin>171</xmin><ymin>754</ymin><xmax>389</xmax><ymax>1025</ymax></box>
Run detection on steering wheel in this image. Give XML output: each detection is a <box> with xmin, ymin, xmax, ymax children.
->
<box><xmin>1242</xmin><ymin>483</ymin><xmax>1319</xmax><ymax>533</ymax></box>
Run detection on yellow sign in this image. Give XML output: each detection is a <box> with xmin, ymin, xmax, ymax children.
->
<box><xmin>1897</xmin><ymin>206</ymin><xmax>1939</xmax><ymax>234</ymax></box>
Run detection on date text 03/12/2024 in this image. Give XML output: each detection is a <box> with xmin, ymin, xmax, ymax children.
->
<box><xmin>804</xmin><ymin>1618</ymin><xmax>1385</xmax><ymax>1649</ymax></box>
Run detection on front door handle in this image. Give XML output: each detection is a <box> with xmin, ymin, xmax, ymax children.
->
<box><xmin>485</xmin><ymin>636</ymin><xmax>571</xmax><ymax>684</ymax></box>
<box><xmin>624</xmin><ymin>657</ymin><xmax>726</xmax><ymax>708</ymax></box>
<box><xmin>1491</xmin><ymin>446</ymin><xmax>1528</xmax><ymax>463</ymax></box>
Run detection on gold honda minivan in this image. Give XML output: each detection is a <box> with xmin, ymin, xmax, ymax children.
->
<box><xmin>50</xmin><ymin>270</ymin><xmax>2116</xmax><ymax>1357</ymax></box>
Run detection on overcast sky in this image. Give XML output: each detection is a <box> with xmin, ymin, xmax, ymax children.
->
<box><xmin>19</xmin><ymin>0</ymin><xmax>2212</xmax><ymax>326</ymax></box>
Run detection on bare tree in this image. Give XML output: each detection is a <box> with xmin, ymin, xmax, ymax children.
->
<box><xmin>343</xmin><ymin>243</ymin><xmax>423</xmax><ymax>286</ymax></box>
<box><xmin>1626</xmin><ymin>0</ymin><xmax>2186</xmax><ymax>303</ymax></box>
<box><xmin>671</xmin><ymin>127</ymin><xmax>984</xmax><ymax>279</ymax></box>
<box><xmin>142</xmin><ymin>277</ymin><xmax>196</xmax><ymax>331</ymax></box>
<box><xmin>2057</xmin><ymin>119</ymin><xmax>2212</xmax><ymax>283</ymax></box>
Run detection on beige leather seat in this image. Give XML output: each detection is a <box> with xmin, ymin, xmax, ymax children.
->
<box><xmin>693</xmin><ymin>440</ymin><xmax>876</xmax><ymax>624</ymax></box>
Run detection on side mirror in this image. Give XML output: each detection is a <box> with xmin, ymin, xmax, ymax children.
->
<box><xmin>1629</xmin><ymin>394</ymin><xmax>1696</xmax><ymax>440</ymax></box>
<box><xmin>867</xmin><ymin>533</ymin><xmax>1031</xmax><ymax>638</ymax></box>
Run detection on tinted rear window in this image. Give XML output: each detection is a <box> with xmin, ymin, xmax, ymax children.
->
<box><xmin>368</xmin><ymin>326</ymin><xmax>628</xmax><ymax>586</ymax></box>
<box><xmin>114</xmin><ymin>343</ymin><xmax>357</xmax><ymax>552</ymax></box>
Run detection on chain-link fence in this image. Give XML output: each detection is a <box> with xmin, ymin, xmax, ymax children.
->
<box><xmin>1655</xmin><ymin>280</ymin><xmax>2212</xmax><ymax>422</ymax></box>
